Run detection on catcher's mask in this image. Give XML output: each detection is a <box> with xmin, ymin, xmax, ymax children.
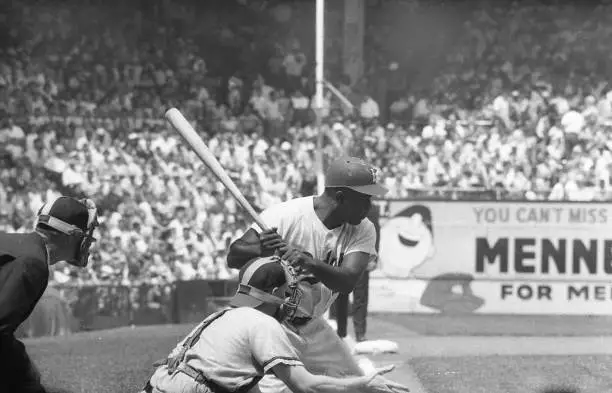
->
<box><xmin>34</xmin><ymin>196</ymin><xmax>99</xmax><ymax>267</ymax></box>
<box><xmin>230</xmin><ymin>255</ymin><xmax>312</xmax><ymax>326</ymax></box>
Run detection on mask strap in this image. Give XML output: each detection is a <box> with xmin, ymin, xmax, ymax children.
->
<box><xmin>237</xmin><ymin>284</ymin><xmax>285</xmax><ymax>306</ymax></box>
<box><xmin>36</xmin><ymin>215</ymin><xmax>84</xmax><ymax>236</ymax></box>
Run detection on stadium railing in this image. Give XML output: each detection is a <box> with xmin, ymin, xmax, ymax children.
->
<box><xmin>48</xmin><ymin>279</ymin><xmax>239</xmax><ymax>333</ymax></box>
<box><xmin>403</xmin><ymin>187</ymin><xmax>498</xmax><ymax>201</ymax></box>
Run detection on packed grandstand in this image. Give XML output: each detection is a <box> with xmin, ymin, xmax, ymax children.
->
<box><xmin>2</xmin><ymin>0</ymin><xmax>612</xmax><ymax>285</ymax></box>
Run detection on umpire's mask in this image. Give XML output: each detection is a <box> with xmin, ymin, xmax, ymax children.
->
<box><xmin>34</xmin><ymin>196</ymin><xmax>99</xmax><ymax>267</ymax></box>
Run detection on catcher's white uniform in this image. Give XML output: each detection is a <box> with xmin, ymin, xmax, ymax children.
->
<box><xmin>148</xmin><ymin>307</ymin><xmax>303</xmax><ymax>393</ymax></box>
<box><xmin>252</xmin><ymin>196</ymin><xmax>376</xmax><ymax>393</ymax></box>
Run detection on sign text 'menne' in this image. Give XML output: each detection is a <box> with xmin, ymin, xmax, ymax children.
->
<box><xmin>475</xmin><ymin>238</ymin><xmax>612</xmax><ymax>275</ymax></box>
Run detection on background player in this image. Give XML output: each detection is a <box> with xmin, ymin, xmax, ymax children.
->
<box><xmin>0</xmin><ymin>196</ymin><xmax>99</xmax><ymax>393</ymax></box>
<box><xmin>143</xmin><ymin>256</ymin><xmax>399</xmax><ymax>393</ymax></box>
<box><xmin>331</xmin><ymin>203</ymin><xmax>381</xmax><ymax>342</ymax></box>
<box><xmin>227</xmin><ymin>156</ymin><xmax>409</xmax><ymax>393</ymax></box>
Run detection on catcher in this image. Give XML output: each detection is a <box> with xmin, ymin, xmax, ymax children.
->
<box><xmin>141</xmin><ymin>256</ymin><xmax>403</xmax><ymax>393</ymax></box>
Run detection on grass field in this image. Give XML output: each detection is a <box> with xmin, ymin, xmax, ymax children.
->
<box><xmin>26</xmin><ymin>313</ymin><xmax>612</xmax><ymax>393</ymax></box>
<box><xmin>359</xmin><ymin>313</ymin><xmax>612</xmax><ymax>337</ymax></box>
<box><xmin>411</xmin><ymin>355</ymin><xmax>612</xmax><ymax>393</ymax></box>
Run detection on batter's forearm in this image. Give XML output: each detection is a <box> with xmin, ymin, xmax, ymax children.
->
<box><xmin>226</xmin><ymin>240</ymin><xmax>262</xmax><ymax>269</ymax></box>
<box><xmin>308</xmin><ymin>261</ymin><xmax>356</xmax><ymax>293</ymax></box>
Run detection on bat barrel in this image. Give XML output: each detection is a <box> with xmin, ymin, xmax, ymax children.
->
<box><xmin>164</xmin><ymin>108</ymin><xmax>270</xmax><ymax>232</ymax></box>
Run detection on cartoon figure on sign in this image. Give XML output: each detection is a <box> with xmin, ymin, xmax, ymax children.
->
<box><xmin>378</xmin><ymin>204</ymin><xmax>485</xmax><ymax>314</ymax></box>
<box><xmin>379</xmin><ymin>205</ymin><xmax>435</xmax><ymax>278</ymax></box>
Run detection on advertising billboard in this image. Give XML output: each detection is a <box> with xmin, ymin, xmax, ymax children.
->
<box><xmin>370</xmin><ymin>200</ymin><xmax>612</xmax><ymax>315</ymax></box>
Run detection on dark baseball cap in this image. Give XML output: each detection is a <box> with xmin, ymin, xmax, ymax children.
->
<box><xmin>38</xmin><ymin>196</ymin><xmax>90</xmax><ymax>231</ymax></box>
<box><xmin>229</xmin><ymin>256</ymin><xmax>287</xmax><ymax>308</ymax></box>
<box><xmin>325</xmin><ymin>157</ymin><xmax>389</xmax><ymax>196</ymax></box>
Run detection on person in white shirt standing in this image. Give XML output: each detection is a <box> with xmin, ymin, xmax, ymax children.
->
<box><xmin>226</xmin><ymin>157</ymin><xmax>409</xmax><ymax>393</ymax></box>
<box><xmin>264</xmin><ymin>90</ymin><xmax>285</xmax><ymax>140</ymax></box>
<box><xmin>360</xmin><ymin>95</ymin><xmax>380</xmax><ymax>125</ymax></box>
<box><xmin>560</xmin><ymin>107</ymin><xmax>585</xmax><ymax>158</ymax></box>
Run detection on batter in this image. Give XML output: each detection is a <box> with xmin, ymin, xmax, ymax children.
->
<box><xmin>227</xmin><ymin>157</ymin><xmax>409</xmax><ymax>393</ymax></box>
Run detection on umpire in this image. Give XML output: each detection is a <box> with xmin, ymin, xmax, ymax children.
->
<box><xmin>332</xmin><ymin>203</ymin><xmax>380</xmax><ymax>342</ymax></box>
<box><xmin>0</xmin><ymin>196</ymin><xmax>99</xmax><ymax>393</ymax></box>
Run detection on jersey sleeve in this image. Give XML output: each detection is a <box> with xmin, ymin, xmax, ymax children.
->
<box><xmin>345</xmin><ymin>220</ymin><xmax>377</xmax><ymax>257</ymax></box>
<box><xmin>249</xmin><ymin>205</ymin><xmax>283</xmax><ymax>234</ymax></box>
<box><xmin>249</xmin><ymin>316</ymin><xmax>303</xmax><ymax>373</ymax></box>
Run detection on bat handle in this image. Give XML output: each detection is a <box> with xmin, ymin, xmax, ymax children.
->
<box><xmin>255</xmin><ymin>218</ymin><xmax>270</xmax><ymax>233</ymax></box>
<box><xmin>239</xmin><ymin>201</ymin><xmax>269</xmax><ymax>232</ymax></box>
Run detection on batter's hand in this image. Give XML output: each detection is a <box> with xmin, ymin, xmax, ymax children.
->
<box><xmin>260</xmin><ymin>228</ymin><xmax>286</xmax><ymax>254</ymax></box>
<box><xmin>281</xmin><ymin>248</ymin><xmax>315</xmax><ymax>274</ymax></box>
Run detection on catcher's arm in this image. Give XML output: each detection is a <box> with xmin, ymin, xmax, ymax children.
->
<box><xmin>271</xmin><ymin>363</ymin><xmax>399</xmax><ymax>393</ymax></box>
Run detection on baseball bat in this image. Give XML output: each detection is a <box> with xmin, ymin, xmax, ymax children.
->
<box><xmin>164</xmin><ymin>108</ymin><xmax>270</xmax><ymax>232</ymax></box>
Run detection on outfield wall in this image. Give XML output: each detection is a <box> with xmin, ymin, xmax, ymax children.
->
<box><xmin>19</xmin><ymin>280</ymin><xmax>239</xmax><ymax>336</ymax></box>
<box><xmin>369</xmin><ymin>200</ymin><xmax>612</xmax><ymax>315</ymax></box>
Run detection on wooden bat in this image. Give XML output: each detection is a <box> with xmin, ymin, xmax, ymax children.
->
<box><xmin>164</xmin><ymin>108</ymin><xmax>270</xmax><ymax>232</ymax></box>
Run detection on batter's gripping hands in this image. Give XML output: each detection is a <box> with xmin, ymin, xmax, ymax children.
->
<box><xmin>260</xmin><ymin>228</ymin><xmax>286</xmax><ymax>255</ymax></box>
<box><xmin>260</xmin><ymin>229</ymin><xmax>311</xmax><ymax>273</ymax></box>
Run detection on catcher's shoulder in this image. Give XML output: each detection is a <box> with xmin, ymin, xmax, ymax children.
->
<box><xmin>230</xmin><ymin>307</ymin><xmax>282</xmax><ymax>330</ymax></box>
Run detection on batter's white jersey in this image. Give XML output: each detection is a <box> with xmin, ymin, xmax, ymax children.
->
<box><xmin>252</xmin><ymin>196</ymin><xmax>377</xmax><ymax>393</ymax></box>
<box><xmin>253</xmin><ymin>196</ymin><xmax>376</xmax><ymax>321</ymax></box>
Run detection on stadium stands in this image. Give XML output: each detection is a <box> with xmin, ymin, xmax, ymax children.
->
<box><xmin>3</xmin><ymin>0</ymin><xmax>612</xmax><ymax>286</ymax></box>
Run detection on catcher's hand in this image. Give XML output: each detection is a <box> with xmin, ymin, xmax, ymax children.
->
<box><xmin>367</xmin><ymin>374</ymin><xmax>411</xmax><ymax>393</ymax></box>
<box><xmin>364</xmin><ymin>365</ymin><xmax>395</xmax><ymax>384</ymax></box>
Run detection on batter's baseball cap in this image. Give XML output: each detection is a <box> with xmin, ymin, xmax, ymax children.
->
<box><xmin>36</xmin><ymin>196</ymin><xmax>91</xmax><ymax>232</ymax></box>
<box><xmin>230</xmin><ymin>256</ymin><xmax>287</xmax><ymax>308</ymax></box>
<box><xmin>325</xmin><ymin>157</ymin><xmax>389</xmax><ymax>196</ymax></box>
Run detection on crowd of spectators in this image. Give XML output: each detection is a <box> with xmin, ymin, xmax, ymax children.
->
<box><xmin>3</xmin><ymin>0</ymin><xmax>612</xmax><ymax>284</ymax></box>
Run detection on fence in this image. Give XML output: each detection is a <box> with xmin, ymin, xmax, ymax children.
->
<box><xmin>43</xmin><ymin>279</ymin><xmax>239</xmax><ymax>333</ymax></box>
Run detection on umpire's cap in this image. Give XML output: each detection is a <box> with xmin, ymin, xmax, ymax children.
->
<box><xmin>230</xmin><ymin>256</ymin><xmax>287</xmax><ymax>308</ymax></box>
<box><xmin>35</xmin><ymin>196</ymin><xmax>93</xmax><ymax>234</ymax></box>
